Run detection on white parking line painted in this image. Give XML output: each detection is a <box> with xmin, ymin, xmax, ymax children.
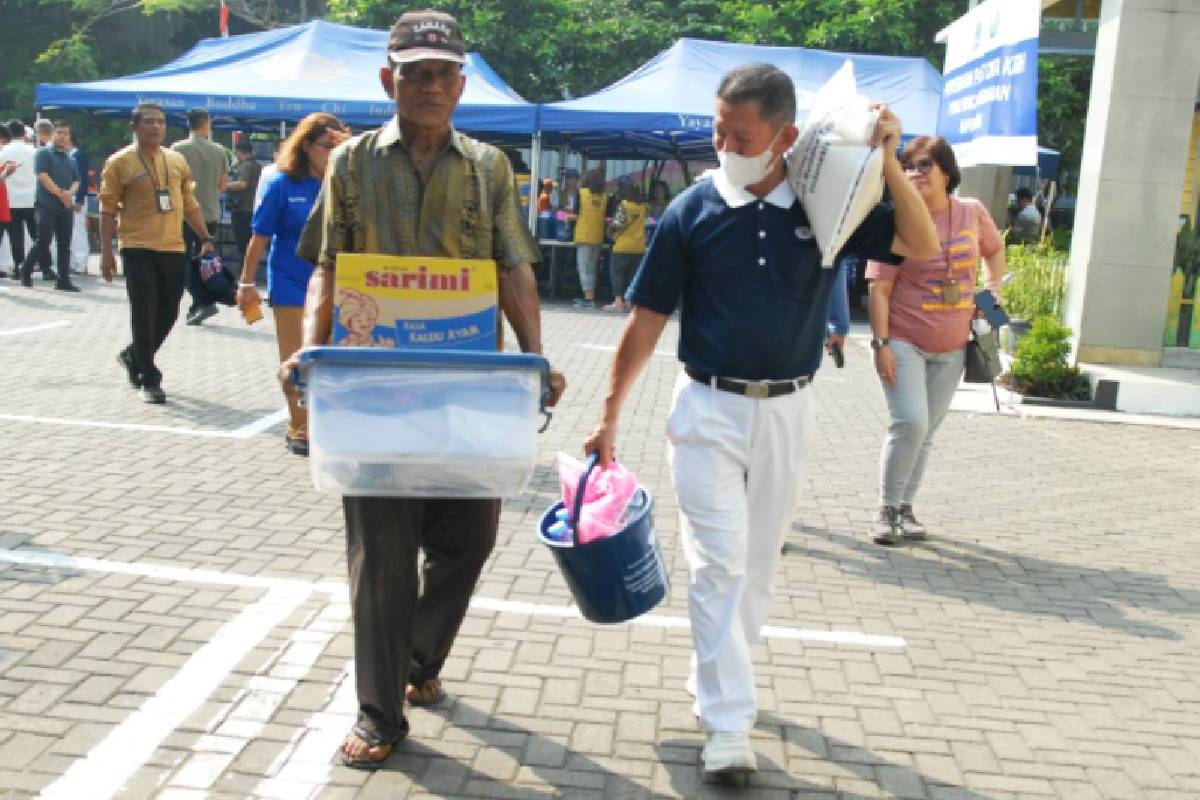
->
<box><xmin>0</xmin><ymin>549</ymin><xmax>905</xmax><ymax>648</ymax></box>
<box><xmin>232</xmin><ymin>407</ymin><xmax>290</xmax><ymax>437</ymax></box>
<box><xmin>0</xmin><ymin>548</ymin><xmax>345</xmax><ymax>595</ymax></box>
<box><xmin>159</xmin><ymin>603</ymin><xmax>350</xmax><ymax>795</ymax></box>
<box><xmin>37</xmin><ymin>584</ymin><xmax>309</xmax><ymax>800</ymax></box>
<box><xmin>249</xmin><ymin>639</ymin><xmax>355</xmax><ymax>797</ymax></box>
<box><xmin>574</xmin><ymin>342</ymin><xmax>675</xmax><ymax>357</ymax></box>
<box><xmin>0</xmin><ymin>406</ymin><xmax>290</xmax><ymax>440</ymax></box>
<box><xmin>0</xmin><ymin>320</ymin><xmax>71</xmax><ymax>337</ymax></box>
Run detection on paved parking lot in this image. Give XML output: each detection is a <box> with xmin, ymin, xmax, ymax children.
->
<box><xmin>2</xmin><ymin>274</ymin><xmax>1199</xmax><ymax>799</ymax></box>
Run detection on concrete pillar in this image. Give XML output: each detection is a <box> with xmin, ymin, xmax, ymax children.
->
<box><xmin>1064</xmin><ymin>0</ymin><xmax>1200</xmax><ymax>366</ymax></box>
<box><xmin>958</xmin><ymin>165</ymin><xmax>1013</xmax><ymax>232</ymax></box>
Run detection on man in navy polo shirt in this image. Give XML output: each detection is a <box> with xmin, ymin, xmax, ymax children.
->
<box><xmin>583</xmin><ymin>63</ymin><xmax>937</xmax><ymax>779</ymax></box>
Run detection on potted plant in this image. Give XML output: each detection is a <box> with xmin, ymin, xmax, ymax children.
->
<box><xmin>998</xmin><ymin>240</ymin><xmax>1069</xmax><ymax>353</ymax></box>
<box><xmin>1004</xmin><ymin>315</ymin><xmax>1092</xmax><ymax>405</ymax></box>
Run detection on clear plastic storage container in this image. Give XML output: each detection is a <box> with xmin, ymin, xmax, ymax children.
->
<box><xmin>297</xmin><ymin>347</ymin><xmax>550</xmax><ymax>497</ymax></box>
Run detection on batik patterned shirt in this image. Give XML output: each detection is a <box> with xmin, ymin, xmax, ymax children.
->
<box><xmin>298</xmin><ymin>118</ymin><xmax>538</xmax><ymax>272</ymax></box>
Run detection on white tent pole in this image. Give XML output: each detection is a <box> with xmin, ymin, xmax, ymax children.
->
<box><xmin>527</xmin><ymin>132</ymin><xmax>542</xmax><ymax>234</ymax></box>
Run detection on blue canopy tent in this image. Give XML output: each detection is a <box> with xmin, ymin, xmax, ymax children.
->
<box><xmin>1015</xmin><ymin>147</ymin><xmax>1061</xmax><ymax>181</ymax></box>
<box><xmin>35</xmin><ymin>20</ymin><xmax>535</xmax><ymax>139</ymax></box>
<box><xmin>537</xmin><ymin>38</ymin><xmax>946</xmax><ymax>161</ymax></box>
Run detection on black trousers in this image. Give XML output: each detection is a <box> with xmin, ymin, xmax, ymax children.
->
<box><xmin>183</xmin><ymin>222</ymin><xmax>221</xmax><ymax>311</ymax></box>
<box><xmin>609</xmin><ymin>252</ymin><xmax>641</xmax><ymax>300</ymax></box>
<box><xmin>21</xmin><ymin>204</ymin><xmax>72</xmax><ymax>285</ymax></box>
<box><xmin>121</xmin><ymin>248</ymin><xmax>187</xmax><ymax>388</ymax></box>
<box><xmin>7</xmin><ymin>206</ymin><xmax>49</xmax><ymax>274</ymax></box>
<box><xmin>231</xmin><ymin>211</ymin><xmax>253</xmax><ymax>263</ymax></box>
<box><xmin>344</xmin><ymin>495</ymin><xmax>500</xmax><ymax>741</ymax></box>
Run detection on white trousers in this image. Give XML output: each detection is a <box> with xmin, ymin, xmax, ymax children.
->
<box><xmin>667</xmin><ymin>371</ymin><xmax>812</xmax><ymax>733</ymax></box>
<box><xmin>0</xmin><ymin>232</ymin><xmax>12</xmax><ymax>269</ymax></box>
<box><xmin>70</xmin><ymin>207</ymin><xmax>89</xmax><ymax>270</ymax></box>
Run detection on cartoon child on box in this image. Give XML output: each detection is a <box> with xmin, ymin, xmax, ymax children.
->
<box><xmin>337</xmin><ymin>290</ymin><xmax>396</xmax><ymax>347</ymax></box>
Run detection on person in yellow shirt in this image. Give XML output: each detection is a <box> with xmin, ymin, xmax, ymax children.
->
<box><xmin>603</xmin><ymin>182</ymin><xmax>646</xmax><ymax>313</ymax></box>
<box><xmin>572</xmin><ymin>169</ymin><xmax>606</xmax><ymax>308</ymax></box>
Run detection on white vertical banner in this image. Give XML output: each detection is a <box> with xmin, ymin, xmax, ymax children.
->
<box><xmin>937</xmin><ymin>0</ymin><xmax>1040</xmax><ymax>168</ymax></box>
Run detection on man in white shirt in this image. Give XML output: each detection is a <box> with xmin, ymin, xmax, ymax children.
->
<box><xmin>0</xmin><ymin>120</ymin><xmax>52</xmax><ymax>280</ymax></box>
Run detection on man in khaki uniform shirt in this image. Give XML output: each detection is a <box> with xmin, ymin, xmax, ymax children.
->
<box><xmin>99</xmin><ymin>103</ymin><xmax>213</xmax><ymax>404</ymax></box>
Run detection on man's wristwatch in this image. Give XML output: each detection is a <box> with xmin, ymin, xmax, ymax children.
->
<box><xmin>870</xmin><ymin>337</ymin><xmax>890</xmax><ymax>351</ymax></box>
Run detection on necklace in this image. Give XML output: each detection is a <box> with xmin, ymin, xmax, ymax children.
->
<box><xmin>939</xmin><ymin>200</ymin><xmax>960</xmax><ymax>306</ymax></box>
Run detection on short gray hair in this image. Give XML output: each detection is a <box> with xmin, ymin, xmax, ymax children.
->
<box><xmin>716</xmin><ymin>64</ymin><xmax>796</xmax><ymax>127</ymax></box>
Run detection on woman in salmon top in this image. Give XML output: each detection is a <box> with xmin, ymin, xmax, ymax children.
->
<box><xmin>865</xmin><ymin>135</ymin><xmax>1005</xmax><ymax>545</ymax></box>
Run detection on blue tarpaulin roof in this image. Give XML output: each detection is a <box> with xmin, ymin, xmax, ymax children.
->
<box><xmin>35</xmin><ymin>20</ymin><xmax>536</xmax><ymax>136</ymax></box>
<box><xmin>539</xmin><ymin>38</ymin><xmax>946</xmax><ymax>159</ymax></box>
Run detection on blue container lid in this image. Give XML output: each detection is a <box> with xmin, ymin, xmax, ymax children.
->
<box><xmin>295</xmin><ymin>347</ymin><xmax>554</xmax><ymax>431</ymax></box>
<box><xmin>298</xmin><ymin>346</ymin><xmax>549</xmax><ymax>378</ymax></box>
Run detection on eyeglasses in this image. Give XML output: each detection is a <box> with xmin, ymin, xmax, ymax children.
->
<box><xmin>398</xmin><ymin>63</ymin><xmax>462</xmax><ymax>86</ymax></box>
<box><xmin>904</xmin><ymin>157</ymin><xmax>935</xmax><ymax>176</ymax></box>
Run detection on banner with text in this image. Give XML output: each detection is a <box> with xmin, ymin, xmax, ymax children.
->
<box><xmin>937</xmin><ymin>0</ymin><xmax>1040</xmax><ymax>168</ymax></box>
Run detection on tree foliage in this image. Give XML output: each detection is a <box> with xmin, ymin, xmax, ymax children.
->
<box><xmin>325</xmin><ymin>0</ymin><xmax>967</xmax><ymax>102</ymax></box>
<box><xmin>1037</xmin><ymin>54</ymin><xmax>1091</xmax><ymax>195</ymax></box>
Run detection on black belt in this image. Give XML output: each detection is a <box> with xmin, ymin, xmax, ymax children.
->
<box><xmin>685</xmin><ymin>367</ymin><xmax>812</xmax><ymax>399</ymax></box>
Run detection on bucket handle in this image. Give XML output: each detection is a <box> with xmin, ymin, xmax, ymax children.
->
<box><xmin>569</xmin><ymin>451</ymin><xmax>602</xmax><ymax>546</ymax></box>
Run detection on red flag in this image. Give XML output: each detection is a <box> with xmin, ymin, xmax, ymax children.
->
<box><xmin>219</xmin><ymin>0</ymin><xmax>229</xmax><ymax>37</ymax></box>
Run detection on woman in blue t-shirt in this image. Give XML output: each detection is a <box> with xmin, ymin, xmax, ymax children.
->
<box><xmin>237</xmin><ymin>112</ymin><xmax>349</xmax><ymax>456</ymax></box>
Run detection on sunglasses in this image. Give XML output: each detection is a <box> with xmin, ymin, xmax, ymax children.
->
<box><xmin>904</xmin><ymin>157</ymin><xmax>936</xmax><ymax>176</ymax></box>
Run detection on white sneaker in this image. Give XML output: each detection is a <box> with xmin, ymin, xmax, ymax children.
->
<box><xmin>702</xmin><ymin>731</ymin><xmax>756</xmax><ymax>775</ymax></box>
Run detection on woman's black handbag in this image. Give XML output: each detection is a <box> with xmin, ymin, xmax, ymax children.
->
<box><xmin>963</xmin><ymin>328</ymin><xmax>1002</xmax><ymax>384</ymax></box>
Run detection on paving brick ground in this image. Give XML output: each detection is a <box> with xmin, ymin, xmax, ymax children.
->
<box><xmin>1</xmin><ymin>271</ymin><xmax>1199</xmax><ymax>799</ymax></box>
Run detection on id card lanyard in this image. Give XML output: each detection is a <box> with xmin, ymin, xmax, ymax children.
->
<box><xmin>940</xmin><ymin>199</ymin><xmax>960</xmax><ymax>306</ymax></box>
<box><xmin>137</xmin><ymin>149</ymin><xmax>174</xmax><ymax>213</ymax></box>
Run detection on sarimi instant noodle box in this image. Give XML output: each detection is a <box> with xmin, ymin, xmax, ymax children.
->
<box><xmin>333</xmin><ymin>254</ymin><xmax>499</xmax><ymax>350</ymax></box>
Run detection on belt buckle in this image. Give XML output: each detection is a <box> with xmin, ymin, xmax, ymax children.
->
<box><xmin>744</xmin><ymin>381</ymin><xmax>770</xmax><ymax>399</ymax></box>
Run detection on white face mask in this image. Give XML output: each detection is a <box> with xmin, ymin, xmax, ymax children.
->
<box><xmin>717</xmin><ymin>127</ymin><xmax>784</xmax><ymax>188</ymax></box>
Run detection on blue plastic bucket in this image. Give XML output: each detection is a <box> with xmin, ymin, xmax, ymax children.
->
<box><xmin>538</xmin><ymin>453</ymin><xmax>669</xmax><ymax>623</ymax></box>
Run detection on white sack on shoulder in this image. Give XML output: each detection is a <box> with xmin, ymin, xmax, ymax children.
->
<box><xmin>785</xmin><ymin>61</ymin><xmax>885</xmax><ymax>267</ymax></box>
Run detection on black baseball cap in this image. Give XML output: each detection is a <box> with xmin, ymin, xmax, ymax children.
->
<box><xmin>388</xmin><ymin>9</ymin><xmax>467</xmax><ymax>65</ymax></box>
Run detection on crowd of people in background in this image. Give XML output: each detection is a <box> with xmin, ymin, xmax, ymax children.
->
<box><xmin>533</xmin><ymin>164</ymin><xmax>674</xmax><ymax>312</ymax></box>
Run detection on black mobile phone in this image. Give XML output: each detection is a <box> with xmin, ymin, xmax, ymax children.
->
<box><xmin>830</xmin><ymin>341</ymin><xmax>844</xmax><ymax>368</ymax></box>
<box><xmin>974</xmin><ymin>289</ymin><xmax>1010</xmax><ymax>328</ymax></box>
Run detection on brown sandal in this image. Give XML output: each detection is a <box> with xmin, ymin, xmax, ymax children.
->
<box><xmin>339</xmin><ymin>725</ymin><xmax>395</xmax><ymax>770</ymax></box>
<box><xmin>406</xmin><ymin>678</ymin><xmax>447</xmax><ymax>707</ymax></box>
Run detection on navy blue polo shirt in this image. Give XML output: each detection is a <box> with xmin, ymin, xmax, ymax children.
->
<box><xmin>33</xmin><ymin>145</ymin><xmax>80</xmax><ymax>211</ymax></box>
<box><xmin>626</xmin><ymin>173</ymin><xmax>898</xmax><ymax>380</ymax></box>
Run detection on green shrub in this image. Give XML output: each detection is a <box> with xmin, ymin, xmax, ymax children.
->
<box><xmin>1001</xmin><ymin>242</ymin><xmax>1068</xmax><ymax>321</ymax></box>
<box><xmin>1177</xmin><ymin>222</ymin><xmax>1200</xmax><ymax>297</ymax></box>
<box><xmin>1006</xmin><ymin>315</ymin><xmax>1091</xmax><ymax>400</ymax></box>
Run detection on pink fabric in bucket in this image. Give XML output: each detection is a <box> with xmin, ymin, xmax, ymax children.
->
<box><xmin>557</xmin><ymin>453</ymin><xmax>639</xmax><ymax>544</ymax></box>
